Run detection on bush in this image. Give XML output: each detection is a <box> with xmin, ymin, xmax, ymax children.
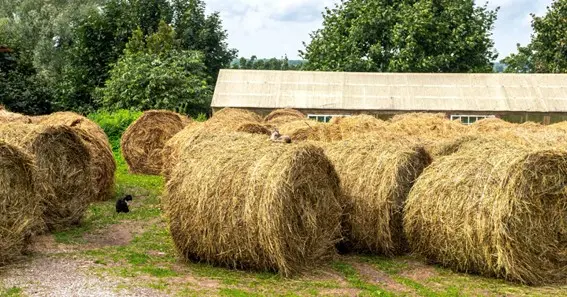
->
<box><xmin>88</xmin><ymin>109</ymin><xmax>142</xmax><ymax>151</ymax></box>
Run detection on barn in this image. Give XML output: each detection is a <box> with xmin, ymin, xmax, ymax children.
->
<box><xmin>211</xmin><ymin>70</ymin><xmax>567</xmax><ymax>125</ymax></box>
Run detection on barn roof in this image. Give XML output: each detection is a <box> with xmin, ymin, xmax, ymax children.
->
<box><xmin>211</xmin><ymin>70</ymin><xmax>567</xmax><ymax>113</ymax></box>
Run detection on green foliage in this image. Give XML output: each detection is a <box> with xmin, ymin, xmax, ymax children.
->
<box><xmin>98</xmin><ymin>22</ymin><xmax>212</xmax><ymax>115</ymax></box>
<box><xmin>502</xmin><ymin>0</ymin><xmax>567</xmax><ymax>73</ymax></box>
<box><xmin>0</xmin><ymin>48</ymin><xmax>53</xmax><ymax>114</ymax></box>
<box><xmin>300</xmin><ymin>0</ymin><xmax>498</xmax><ymax>73</ymax></box>
<box><xmin>231</xmin><ymin>55</ymin><xmax>303</xmax><ymax>70</ymax></box>
<box><xmin>88</xmin><ymin>109</ymin><xmax>142</xmax><ymax>150</ymax></box>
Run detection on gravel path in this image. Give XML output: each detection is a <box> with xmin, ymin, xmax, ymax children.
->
<box><xmin>0</xmin><ymin>256</ymin><xmax>166</xmax><ymax>297</ymax></box>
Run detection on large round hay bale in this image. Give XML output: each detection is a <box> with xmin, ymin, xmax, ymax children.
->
<box><xmin>235</xmin><ymin>122</ymin><xmax>271</xmax><ymax>135</ymax></box>
<box><xmin>469</xmin><ymin>117</ymin><xmax>515</xmax><ymax>132</ymax></box>
<box><xmin>161</xmin><ymin>122</ymin><xmax>206</xmax><ymax>180</ymax></box>
<box><xmin>404</xmin><ymin>138</ymin><xmax>567</xmax><ymax>285</ymax></box>
<box><xmin>278</xmin><ymin>120</ymin><xmax>333</xmax><ymax>142</ymax></box>
<box><xmin>165</xmin><ymin>133</ymin><xmax>344</xmax><ymax>276</ymax></box>
<box><xmin>388</xmin><ymin>113</ymin><xmax>465</xmax><ymax>139</ymax></box>
<box><xmin>0</xmin><ymin>123</ymin><xmax>93</xmax><ymax>230</ymax></box>
<box><xmin>0</xmin><ymin>141</ymin><xmax>43</xmax><ymax>265</ymax></box>
<box><xmin>328</xmin><ymin>115</ymin><xmax>385</xmax><ymax>140</ymax></box>
<box><xmin>206</xmin><ymin>108</ymin><xmax>262</xmax><ymax>132</ymax></box>
<box><xmin>320</xmin><ymin>139</ymin><xmax>431</xmax><ymax>255</ymax></box>
<box><xmin>37</xmin><ymin>112</ymin><xmax>116</xmax><ymax>201</ymax></box>
<box><xmin>0</xmin><ymin>106</ymin><xmax>32</xmax><ymax>124</ymax></box>
<box><xmin>121</xmin><ymin>110</ymin><xmax>191</xmax><ymax>175</ymax></box>
<box><xmin>264</xmin><ymin>109</ymin><xmax>305</xmax><ymax>124</ymax></box>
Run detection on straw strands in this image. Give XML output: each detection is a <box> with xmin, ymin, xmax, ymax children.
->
<box><xmin>264</xmin><ymin>108</ymin><xmax>305</xmax><ymax>125</ymax></box>
<box><xmin>321</xmin><ymin>139</ymin><xmax>431</xmax><ymax>255</ymax></box>
<box><xmin>164</xmin><ymin>133</ymin><xmax>344</xmax><ymax>276</ymax></box>
<box><xmin>0</xmin><ymin>141</ymin><xmax>43</xmax><ymax>265</ymax></box>
<box><xmin>121</xmin><ymin>110</ymin><xmax>191</xmax><ymax>175</ymax></box>
<box><xmin>36</xmin><ymin>112</ymin><xmax>116</xmax><ymax>201</ymax></box>
<box><xmin>0</xmin><ymin>123</ymin><xmax>93</xmax><ymax>230</ymax></box>
<box><xmin>404</xmin><ymin>137</ymin><xmax>567</xmax><ymax>284</ymax></box>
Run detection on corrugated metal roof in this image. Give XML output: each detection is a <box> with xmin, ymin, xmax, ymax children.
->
<box><xmin>211</xmin><ymin>70</ymin><xmax>567</xmax><ymax>112</ymax></box>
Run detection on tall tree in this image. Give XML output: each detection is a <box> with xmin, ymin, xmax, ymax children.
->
<box><xmin>300</xmin><ymin>0</ymin><xmax>498</xmax><ymax>73</ymax></box>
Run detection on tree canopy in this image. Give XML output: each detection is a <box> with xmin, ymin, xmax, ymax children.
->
<box><xmin>502</xmin><ymin>0</ymin><xmax>567</xmax><ymax>73</ymax></box>
<box><xmin>300</xmin><ymin>0</ymin><xmax>498</xmax><ymax>73</ymax></box>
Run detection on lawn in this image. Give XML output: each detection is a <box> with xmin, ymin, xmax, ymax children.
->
<box><xmin>1</xmin><ymin>152</ymin><xmax>566</xmax><ymax>296</ymax></box>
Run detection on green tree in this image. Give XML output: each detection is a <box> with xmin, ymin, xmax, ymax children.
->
<box><xmin>98</xmin><ymin>22</ymin><xmax>211</xmax><ymax>115</ymax></box>
<box><xmin>172</xmin><ymin>0</ymin><xmax>237</xmax><ymax>83</ymax></box>
<box><xmin>300</xmin><ymin>0</ymin><xmax>498</xmax><ymax>73</ymax></box>
<box><xmin>501</xmin><ymin>44</ymin><xmax>534</xmax><ymax>73</ymax></box>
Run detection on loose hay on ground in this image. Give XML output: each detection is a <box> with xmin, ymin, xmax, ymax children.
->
<box><xmin>36</xmin><ymin>112</ymin><xmax>116</xmax><ymax>201</ymax></box>
<box><xmin>0</xmin><ymin>123</ymin><xmax>93</xmax><ymax>230</ymax></box>
<box><xmin>319</xmin><ymin>139</ymin><xmax>431</xmax><ymax>255</ymax></box>
<box><xmin>0</xmin><ymin>141</ymin><xmax>43</xmax><ymax>266</ymax></box>
<box><xmin>164</xmin><ymin>133</ymin><xmax>344</xmax><ymax>276</ymax></box>
<box><xmin>404</xmin><ymin>137</ymin><xmax>567</xmax><ymax>285</ymax></box>
<box><xmin>121</xmin><ymin>110</ymin><xmax>191</xmax><ymax>175</ymax></box>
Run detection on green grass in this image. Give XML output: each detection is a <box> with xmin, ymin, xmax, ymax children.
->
<box><xmin>0</xmin><ymin>287</ymin><xmax>23</xmax><ymax>297</ymax></box>
<box><xmin>331</xmin><ymin>261</ymin><xmax>394</xmax><ymax>297</ymax></box>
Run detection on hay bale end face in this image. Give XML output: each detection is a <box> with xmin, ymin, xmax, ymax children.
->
<box><xmin>0</xmin><ymin>123</ymin><xmax>93</xmax><ymax>230</ymax></box>
<box><xmin>0</xmin><ymin>141</ymin><xmax>43</xmax><ymax>265</ymax></box>
<box><xmin>321</xmin><ymin>139</ymin><xmax>431</xmax><ymax>255</ymax></box>
<box><xmin>404</xmin><ymin>138</ymin><xmax>567</xmax><ymax>285</ymax></box>
<box><xmin>37</xmin><ymin>112</ymin><xmax>116</xmax><ymax>201</ymax></box>
<box><xmin>165</xmin><ymin>133</ymin><xmax>344</xmax><ymax>276</ymax></box>
<box><xmin>121</xmin><ymin>110</ymin><xmax>191</xmax><ymax>175</ymax></box>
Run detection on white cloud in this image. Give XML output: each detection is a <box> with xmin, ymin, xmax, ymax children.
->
<box><xmin>206</xmin><ymin>0</ymin><xmax>554</xmax><ymax>60</ymax></box>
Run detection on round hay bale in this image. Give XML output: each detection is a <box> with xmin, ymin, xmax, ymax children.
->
<box><xmin>161</xmin><ymin>122</ymin><xmax>206</xmax><ymax>180</ymax></box>
<box><xmin>264</xmin><ymin>109</ymin><xmax>305</xmax><ymax>124</ymax></box>
<box><xmin>329</xmin><ymin>115</ymin><xmax>385</xmax><ymax>140</ymax></box>
<box><xmin>0</xmin><ymin>106</ymin><xmax>32</xmax><ymax>124</ymax></box>
<box><xmin>0</xmin><ymin>141</ymin><xmax>43</xmax><ymax>265</ymax></box>
<box><xmin>404</xmin><ymin>138</ymin><xmax>567</xmax><ymax>285</ymax></box>
<box><xmin>0</xmin><ymin>123</ymin><xmax>93</xmax><ymax>230</ymax></box>
<box><xmin>164</xmin><ymin>133</ymin><xmax>344</xmax><ymax>276</ymax></box>
<box><xmin>388</xmin><ymin>113</ymin><xmax>465</xmax><ymax>139</ymax></box>
<box><xmin>37</xmin><ymin>112</ymin><xmax>116</xmax><ymax>201</ymax></box>
<box><xmin>469</xmin><ymin>117</ymin><xmax>515</xmax><ymax>132</ymax></box>
<box><xmin>121</xmin><ymin>110</ymin><xmax>191</xmax><ymax>175</ymax></box>
<box><xmin>320</xmin><ymin>139</ymin><xmax>431</xmax><ymax>255</ymax></box>
<box><xmin>235</xmin><ymin>122</ymin><xmax>271</xmax><ymax>135</ymax></box>
<box><xmin>206</xmin><ymin>108</ymin><xmax>262</xmax><ymax>132</ymax></box>
<box><xmin>278</xmin><ymin>120</ymin><xmax>333</xmax><ymax>142</ymax></box>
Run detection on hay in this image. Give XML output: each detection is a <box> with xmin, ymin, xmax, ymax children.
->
<box><xmin>0</xmin><ymin>140</ymin><xmax>43</xmax><ymax>265</ymax></box>
<box><xmin>161</xmin><ymin>123</ymin><xmax>206</xmax><ymax>180</ymax></box>
<box><xmin>0</xmin><ymin>123</ymin><xmax>93</xmax><ymax>230</ymax></box>
<box><xmin>328</xmin><ymin>115</ymin><xmax>385</xmax><ymax>140</ymax></box>
<box><xmin>164</xmin><ymin>133</ymin><xmax>343</xmax><ymax>276</ymax></box>
<box><xmin>235</xmin><ymin>122</ymin><xmax>271</xmax><ymax>135</ymax></box>
<box><xmin>37</xmin><ymin>112</ymin><xmax>116</xmax><ymax>201</ymax></box>
<box><xmin>206</xmin><ymin>108</ymin><xmax>263</xmax><ymax>132</ymax></box>
<box><xmin>404</xmin><ymin>137</ymin><xmax>567</xmax><ymax>285</ymax></box>
<box><xmin>278</xmin><ymin>120</ymin><xmax>333</xmax><ymax>142</ymax></box>
<box><xmin>121</xmin><ymin>110</ymin><xmax>191</xmax><ymax>175</ymax></box>
<box><xmin>469</xmin><ymin>118</ymin><xmax>515</xmax><ymax>132</ymax></box>
<box><xmin>388</xmin><ymin>113</ymin><xmax>465</xmax><ymax>139</ymax></box>
<box><xmin>264</xmin><ymin>109</ymin><xmax>305</xmax><ymax>124</ymax></box>
<box><xmin>320</xmin><ymin>138</ymin><xmax>431</xmax><ymax>255</ymax></box>
<box><xmin>0</xmin><ymin>106</ymin><xmax>32</xmax><ymax>124</ymax></box>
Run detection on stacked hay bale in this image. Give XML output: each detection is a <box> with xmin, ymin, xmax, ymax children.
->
<box><xmin>36</xmin><ymin>112</ymin><xmax>116</xmax><ymax>201</ymax></box>
<box><xmin>328</xmin><ymin>115</ymin><xmax>386</xmax><ymax>140</ymax></box>
<box><xmin>404</xmin><ymin>137</ymin><xmax>567</xmax><ymax>284</ymax></box>
<box><xmin>121</xmin><ymin>110</ymin><xmax>192</xmax><ymax>175</ymax></box>
<box><xmin>206</xmin><ymin>108</ymin><xmax>266</xmax><ymax>132</ymax></box>
<box><xmin>320</xmin><ymin>138</ymin><xmax>431</xmax><ymax>255</ymax></box>
<box><xmin>278</xmin><ymin>120</ymin><xmax>333</xmax><ymax>142</ymax></box>
<box><xmin>0</xmin><ymin>141</ymin><xmax>43</xmax><ymax>265</ymax></box>
<box><xmin>469</xmin><ymin>117</ymin><xmax>515</xmax><ymax>132</ymax></box>
<box><xmin>0</xmin><ymin>123</ymin><xmax>93</xmax><ymax>230</ymax></box>
<box><xmin>388</xmin><ymin>113</ymin><xmax>465</xmax><ymax>139</ymax></box>
<box><xmin>0</xmin><ymin>106</ymin><xmax>32</xmax><ymax>123</ymax></box>
<box><xmin>164</xmin><ymin>133</ymin><xmax>344</xmax><ymax>276</ymax></box>
<box><xmin>264</xmin><ymin>108</ymin><xmax>305</xmax><ymax>125</ymax></box>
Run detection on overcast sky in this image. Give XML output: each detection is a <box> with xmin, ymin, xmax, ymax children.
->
<box><xmin>205</xmin><ymin>0</ymin><xmax>554</xmax><ymax>61</ymax></box>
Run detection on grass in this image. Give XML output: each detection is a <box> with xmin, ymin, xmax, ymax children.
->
<box><xmin>4</xmin><ymin>142</ymin><xmax>567</xmax><ymax>296</ymax></box>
